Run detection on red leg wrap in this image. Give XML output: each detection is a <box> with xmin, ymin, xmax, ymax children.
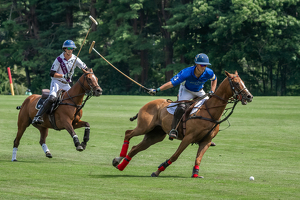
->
<box><xmin>158</xmin><ymin>159</ymin><xmax>172</xmax><ymax>171</ymax></box>
<box><xmin>191</xmin><ymin>165</ymin><xmax>200</xmax><ymax>178</ymax></box>
<box><xmin>192</xmin><ymin>174</ymin><xmax>199</xmax><ymax>178</ymax></box>
<box><xmin>117</xmin><ymin>155</ymin><xmax>132</xmax><ymax>171</ymax></box>
<box><xmin>120</xmin><ymin>140</ymin><xmax>129</xmax><ymax>157</ymax></box>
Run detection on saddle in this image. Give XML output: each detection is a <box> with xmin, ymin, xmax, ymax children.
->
<box><xmin>35</xmin><ymin>89</ymin><xmax>65</xmax><ymax>130</ymax></box>
<box><xmin>35</xmin><ymin>89</ymin><xmax>64</xmax><ymax>113</ymax></box>
<box><xmin>170</xmin><ymin>95</ymin><xmax>209</xmax><ymax>138</ymax></box>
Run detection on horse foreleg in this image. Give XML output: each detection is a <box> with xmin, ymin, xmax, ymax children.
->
<box><xmin>38</xmin><ymin>127</ymin><xmax>52</xmax><ymax>158</ymax></box>
<box><xmin>151</xmin><ymin>134</ymin><xmax>193</xmax><ymax>177</ymax></box>
<box><xmin>191</xmin><ymin>142</ymin><xmax>211</xmax><ymax>178</ymax></box>
<box><xmin>73</xmin><ymin>121</ymin><xmax>90</xmax><ymax>150</ymax></box>
<box><xmin>64</xmin><ymin>122</ymin><xmax>83</xmax><ymax>151</ymax></box>
<box><xmin>192</xmin><ymin>127</ymin><xmax>219</xmax><ymax>178</ymax></box>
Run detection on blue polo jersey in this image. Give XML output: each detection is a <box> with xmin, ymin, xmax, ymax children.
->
<box><xmin>170</xmin><ymin>66</ymin><xmax>216</xmax><ymax>92</ymax></box>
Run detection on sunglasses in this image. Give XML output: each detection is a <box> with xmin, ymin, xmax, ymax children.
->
<box><xmin>200</xmin><ymin>65</ymin><xmax>207</xmax><ymax>67</ymax></box>
<box><xmin>66</xmin><ymin>47</ymin><xmax>74</xmax><ymax>50</ymax></box>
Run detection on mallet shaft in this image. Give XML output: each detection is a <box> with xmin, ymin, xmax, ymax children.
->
<box><xmin>70</xmin><ymin>16</ymin><xmax>98</xmax><ymax>73</ymax></box>
<box><xmin>91</xmin><ymin>47</ymin><xmax>148</xmax><ymax>90</ymax></box>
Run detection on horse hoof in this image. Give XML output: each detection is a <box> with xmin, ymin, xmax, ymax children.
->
<box><xmin>151</xmin><ymin>172</ymin><xmax>158</xmax><ymax>177</ymax></box>
<box><xmin>46</xmin><ymin>152</ymin><xmax>52</xmax><ymax>158</ymax></box>
<box><xmin>80</xmin><ymin>142</ymin><xmax>87</xmax><ymax>150</ymax></box>
<box><xmin>12</xmin><ymin>159</ymin><xmax>17</xmax><ymax>162</ymax></box>
<box><xmin>76</xmin><ymin>146</ymin><xmax>84</xmax><ymax>151</ymax></box>
<box><xmin>210</xmin><ymin>142</ymin><xmax>216</xmax><ymax>146</ymax></box>
<box><xmin>112</xmin><ymin>157</ymin><xmax>124</xmax><ymax>167</ymax></box>
<box><xmin>112</xmin><ymin>159</ymin><xmax>118</xmax><ymax>167</ymax></box>
<box><xmin>191</xmin><ymin>175</ymin><xmax>204</xmax><ymax>178</ymax></box>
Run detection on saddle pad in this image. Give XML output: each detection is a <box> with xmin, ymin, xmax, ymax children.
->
<box><xmin>167</xmin><ymin>97</ymin><xmax>209</xmax><ymax>115</ymax></box>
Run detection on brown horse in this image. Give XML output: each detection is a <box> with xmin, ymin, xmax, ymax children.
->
<box><xmin>12</xmin><ymin>68</ymin><xmax>102</xmax><ymax>161</ymax></box>
<box><xmin>112</xmin><ymin>71</ymin><xmax>253</xmax><ymax>178</ymax></box>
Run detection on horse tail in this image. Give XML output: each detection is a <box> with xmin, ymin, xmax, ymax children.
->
<box><xmin>130</xmin><ymin>113</ymin><xmax>138</xmax><ymax>121</ymax></box>
<box><xmin>16</xmin><ymin>106</ymin><xmax>22</xmax><ymax>110</ymax></box>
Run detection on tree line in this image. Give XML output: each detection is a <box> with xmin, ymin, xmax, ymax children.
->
<box><xmin>1</xmin><ymin>0</ymin><xmax>300</xmax><ymax>96</ymax></box>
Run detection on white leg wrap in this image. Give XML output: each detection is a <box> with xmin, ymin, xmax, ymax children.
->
<box><xmin>12</xmin><ymin>147</ymin><xmax>18</xmax><ymax>161</ymax></box>
<box><xmin>42</xmin><ymin>143</ymin><xmax>50</xmax><ymax>153</ymax></box>
<box><xmin>73</xmin><ymin>135</ymin><xmax>78</xmax><ymax>138</ymax></box>
<box><xmin>85</xmin><ymin>127</ymin><xmax>90</xmax><ymax>130</ymax></box>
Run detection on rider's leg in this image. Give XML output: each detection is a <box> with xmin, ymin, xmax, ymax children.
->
<box><xmin>169</xmin><ymin>103</ymin><xmax>186</xmax><ymax>139</ymax></box>
<box><xmin>168</xmin><ymin>85</ymin><xmax>194</xmax><ymax>140</ymax></box>
<box><xmin>32</xmin><ymin>95</ymin><xmax>57</xmax><ymax>124</ymax></box>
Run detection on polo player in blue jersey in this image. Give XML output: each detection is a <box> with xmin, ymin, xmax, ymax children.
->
<box><xmin>148</xmin><ymin>53</ymin><xmax>217</xmax><ymax>140</ymax></box>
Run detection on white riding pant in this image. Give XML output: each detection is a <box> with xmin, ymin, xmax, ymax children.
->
<box><xmin>167</xmin><ymin>85</ymin><xmax>209</xmax><ymax>115</ymax></box>
<box><xmin>49</xmin><ymin>80</ymin><xmax>71</xmax><ymax>97</ymax></box>
<box><xmin>178</xmin><ymin>84</ymin><xmax>208</xmax><ymax>101</ymax></box>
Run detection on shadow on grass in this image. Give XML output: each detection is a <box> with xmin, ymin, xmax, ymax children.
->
<box><xmin>89</xmin><ymin>174</ymin><xmax>186</xmax><ymax>179</ymax></box>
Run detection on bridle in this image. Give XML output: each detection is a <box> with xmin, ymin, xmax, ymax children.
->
<box><xmin>227</xmin><ymin>75</ymin><xmax>247</xmax><ymax>101</ymax></box>
<box><xmin>78</xmin><ymin>72</ymin><xmax>100</xmax><ymax>96</ymax></box>
<box><xmin>60</xmin><ymin>71</ymin><xmax>100</xmax><ymax>117</ymax></box>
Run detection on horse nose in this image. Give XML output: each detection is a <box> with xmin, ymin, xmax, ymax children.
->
<box><xmin>247</xmin><ymin>94</ymin><xmax>253</xmax><ymax>102</ymax></box>
<box><xmin>97</xmin><ymin>88</ymin><xmax>102</xmax><ymax>95</ymax></box>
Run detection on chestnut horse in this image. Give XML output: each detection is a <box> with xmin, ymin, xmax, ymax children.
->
<box><xmin>112</xmin><ymin>71</ymin><xmax>253</xmax><ymax>178</ymax></box>
<box><xmin>12</xmin><ymin>68</ymin><xmax>102</xmax><ymax>161</ymax></box>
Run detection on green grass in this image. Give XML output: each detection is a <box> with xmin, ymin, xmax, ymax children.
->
<box><xmin>0</xmin><ymin>95</ymin><xmax>299</xmax><ymax>199</ymax></box>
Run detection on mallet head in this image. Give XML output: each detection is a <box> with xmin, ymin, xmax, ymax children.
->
<box><xmin>89</xmin><ymin>15</ymin><xmax>98</xmax><ymax>25</ymax></box>
<box><xmin>89</xmin><ymin>41</ymin><xmax>95</xmax><ymax>54</ymax></box>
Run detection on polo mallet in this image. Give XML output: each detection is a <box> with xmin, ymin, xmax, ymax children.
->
<box><xmin>89</xmin><ymin>41</ymin><xmax>150</xmax><ymax>92</ymax></box>
<box><xmin>70</xmin><ymin>15</ymin><xmax>98</xmax><ymax>73</ymax></box>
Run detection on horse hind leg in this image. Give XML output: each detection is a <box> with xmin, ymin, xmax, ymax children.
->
<box><xmin>112</xmin><ymin>129</ymin><xmax>134</xmax><ymax>168</ymax></box>
<box><xmin>38</xmin><ymin>127</ymin><xmax>52</xmax><ymax>158</ymax></box>
<box><xmin>114</xmin><ymin>127</ymin><xmax>166</xmax><ymax>171</ymax></box>
<box><xmin>12</xmin><ymin>114</ymin><xmax>31</xmax><ymax>161</ymax></box>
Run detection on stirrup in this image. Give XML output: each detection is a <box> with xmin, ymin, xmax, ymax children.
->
<box><xmin>32</xmin><ymin>116</ymin><xmax>44</xmax><ymax>124</ymax></box>
<box><xmin>169</xmin><ymin>129</ymin><xmax>178</xmax><ymax>140</ymax></box>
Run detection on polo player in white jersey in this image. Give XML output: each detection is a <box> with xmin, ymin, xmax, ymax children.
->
<box><xmin>32</xmin><ymin>40</ymin><xmax>88</xmax><ymax>124</ymax></box>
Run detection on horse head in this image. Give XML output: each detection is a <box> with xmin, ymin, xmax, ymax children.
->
<box><xmin>225</xmin><ymin>71</ymin><xmax>253</xmax><ymax>105</ymax></box>
<box><xmin>80</xmin><ymin>68</ymin><xmax>102</xmax><ymax>96</ymax></box>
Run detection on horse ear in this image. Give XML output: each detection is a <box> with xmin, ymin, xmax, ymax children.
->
<box><xmin>225</xmin><ymin>71</ymin><xmax>230</xmax><ymax>77</ymax></box>
<box><xmin>235</xmin><ymin>70</ymin><xmax>238</xmax><ymax>75</ymax></box>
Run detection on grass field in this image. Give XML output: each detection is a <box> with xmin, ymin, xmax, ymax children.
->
<box><xmin>0</xmin><ymin>95</ymin><xmax>299</xmax><ymax>199</ymax></box>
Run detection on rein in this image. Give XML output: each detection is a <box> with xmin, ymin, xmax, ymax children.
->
<box><xmin>182</xmin><ymin>75</ymin><xmax>246</xmax><ymax>142</ymax></box>
<box><xmin>59</xmin><ymin>72</ymin><xmax>96</xmax><ymax>117</ymax></box>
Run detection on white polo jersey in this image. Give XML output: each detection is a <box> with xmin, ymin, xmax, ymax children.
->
<box><xmin>50</xmin><ymin>52</ymin><xmax>87</xmax><ymax>83</ymax></box>
<box><xmin>49</xmin><ymin>52</ymin><xmax>87</xmax><ymax>97</ymax></box>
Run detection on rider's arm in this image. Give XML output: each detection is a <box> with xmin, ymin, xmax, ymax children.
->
<box><xmin>210</xmin><ymin>78</ymin><xmax>217</xmax><ymax>92</ymax></box>
<box><xmin>50</xmin><ymin>70</ymin><xmax>64</xmax><ymax>78</ymax></box>
<box><xmin>157</xmin><ymin>81</ymin><xmax>174</xmax><ymax>91</ymax></box>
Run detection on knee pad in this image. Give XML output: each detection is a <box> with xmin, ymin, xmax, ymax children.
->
<box><xmin>48</xmin><ymin>95</ymin><xmax>57</xmax><ymax>103</ymax></box>
<box><xmin>175</xmin><ymin>103</ymin><xmax>186</xmax><ymax>117</ymax></box>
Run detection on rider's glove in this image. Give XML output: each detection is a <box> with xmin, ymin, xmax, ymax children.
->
<box><xmin>63</xmin><ymin>72</ymin><xmax>72</xmax><ymax>80</ymax></box>
<box><xmin>208</xmin><ymin>90</ymin><xmax>214</xmax><ymax>96</ymax></box>
<box><xmin>148</xmin><ymin>88</ymin><xmax>160</xmax><ymax>96</ymax></box>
